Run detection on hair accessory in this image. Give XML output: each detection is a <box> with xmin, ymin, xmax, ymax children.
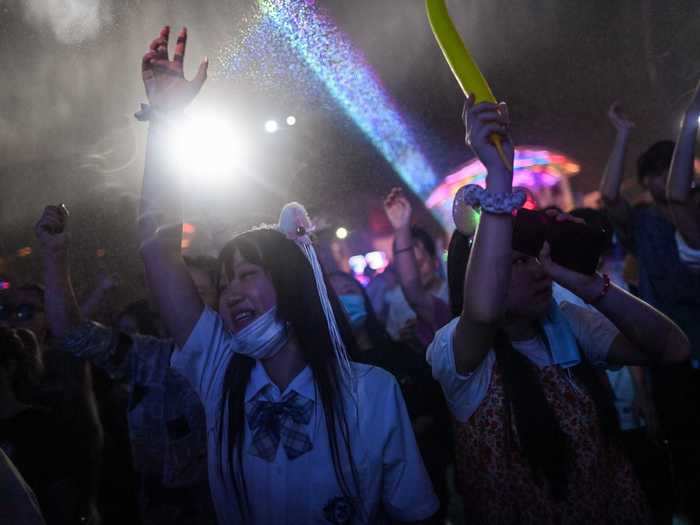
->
<box><xmin>277</xmin><ymin>202</ymin><xmax>353</xmax><ymax>387</ymax></box>
<box><xmin>454</xmin><ymin>184</ymin><xmax>526</xmax><ymax>216</ymax></box>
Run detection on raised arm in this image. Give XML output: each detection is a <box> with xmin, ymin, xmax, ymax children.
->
<box><xmin>383</xmin><ymin>188</ymin><xmax>436</xmax><ymax>325</ymax></box>
<box><xmin>138</xmin><ymin>25</ymin><xmax>208</xmax><ymax>347</ymax></box>
<box><xmin>79</xmin><ymin>272</ymin><xmax>119</xmax><ymax>320</ymax></box>
<box><xmin>36</xmin><ymin>205</ymin><xmax>81</xmax><ymax>340</ymax></box>
<box><xmin>667</xmin><ymin>80</ymin><xmax>700</xmax><ymax>248</ymax></box>
<box><xmin>600</xmin><ymin>103</ymin><xmax>635</xmax><ymax>245</ymax></box>
<box><xmin>35</xmin><ymin>207</ymin><xmax>103</xmax><ymax>524</ymax></box>
<box><xmin>538</xmin><ymin>238</ymin><xmax>690</xmax><ymax>365</ymax></box>
<box><xmin>452</xmin><ymin>97</ymin><xmax>515</xmax><ymax>374</ymax></box>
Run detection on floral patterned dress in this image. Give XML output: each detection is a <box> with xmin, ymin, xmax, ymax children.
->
<box><xmin>454</xmin><ymin>363</ymin><xmax>651</xmax><ymax>524</ymax></box>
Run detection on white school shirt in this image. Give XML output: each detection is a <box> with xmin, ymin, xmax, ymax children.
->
<box><xmin>171</xmin><ymin>307</ymin><xmax>438</xmax><ymax>525</ymax></box>
<box><xmin>426</xmin><ymin>302</ymin><xmax>620</xmax><ymax>423</ymax></box>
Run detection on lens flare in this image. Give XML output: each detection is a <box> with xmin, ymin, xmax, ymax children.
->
<box><xmin>257</xmin><ymin>0</ymin><xmax>438</xmax><ymax>198</ymax></box>
<box><xmin>172</xmin><ymin>114</ymin><xmax>248</xmax><ymax>183</ymax></box>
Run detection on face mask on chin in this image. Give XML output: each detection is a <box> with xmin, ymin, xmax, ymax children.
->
<box><xmin>339</xmin><ymin>294</ymin><xmax>368</xmax><ymax>330</ymax></box>
<box><xmin>233</xmin><ymin>306</ymin><xmax>289</xmax><ymax>360</ymax></box>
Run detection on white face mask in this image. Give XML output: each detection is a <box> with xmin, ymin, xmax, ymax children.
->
<box><xmin>233</xmin><ymin>307</ymin><xmax>289</xmax><ymax>360</ymax></box>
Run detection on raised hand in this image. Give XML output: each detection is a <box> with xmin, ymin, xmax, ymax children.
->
<box><xmin>607</xmin><ymin>102</ymin><xmax>635</xmax><ymax>133</ymax></box>
<box><xmin>384</xmin><ymin>187</ymin><xmax>412</xmax><ymax>231</ymax></box>
<box><xmin>141</xmin><ymin>26</ymin><xmax>208</xmax><ymax>112</ymax></box>
<box><xmin>35</xmin><ymin>204</ymin><xmax>70</xmax><ymax>253</ymax></box>
<box><xmin>462</xmin><ymin>95</ymin><xmax>514</xmax><ymax>176</ymax></box>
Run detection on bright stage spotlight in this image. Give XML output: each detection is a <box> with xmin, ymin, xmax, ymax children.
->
<box><xmin>173</xmin><ymin>114</ymin><xmax>246</xmax><ymax>182</ymax></box>
<box><xmin>286</xmin><ymin>115</ymin><xmax>297</xmax><ymax>126</ymax></box>
<box><xmin>335</xmin><ymin>227</ymin><xmax>348</xmax><ymax>239</ymax></box>
<box><xmin>265</xmin><ymin>119</ymin><xmax>279</xmax><ymax>133</ymax></box>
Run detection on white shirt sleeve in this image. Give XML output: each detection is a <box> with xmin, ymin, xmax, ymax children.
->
<box><xmin>559</xmin><ymin>301</ymin><xmax>620</xmax><ymax>368</ymax></box>
<box><xmin>377</xmin><ymin>370</ymin><xmax>440</xmax><ymax>522</ymax></box>
<box><xmin>170</xmin><ymin>307</ymin><xmax>238</xmax><ymax>412</ymax></box>
<box><xmin>426</xmin><ymin>317</ymin><xmax>496</xmax><ymax>423</ymax></box>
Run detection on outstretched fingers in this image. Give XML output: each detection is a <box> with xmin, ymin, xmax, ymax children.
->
<box><xmin>174</xmin><ymin>27</ymin><xmax>187</xmax><ymax>66</ymax></box>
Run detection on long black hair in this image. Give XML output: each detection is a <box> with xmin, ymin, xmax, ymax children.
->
<box><xmin>447</xmin><ymin>230</ymin><xmax>618</xmax><ymax>500</ymax></box>
<box><xmin>216</xmin><ymin>228</ymin><xmax>361</xmax><ymax>521</ymax></box>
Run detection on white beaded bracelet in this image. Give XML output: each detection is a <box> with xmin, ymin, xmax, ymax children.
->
<box><xmin>454</xmin><ymin>184</ymin><xmax>526</xmax><ymax>216</ymax></box>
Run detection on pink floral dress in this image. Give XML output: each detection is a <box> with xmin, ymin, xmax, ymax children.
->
<box><xmin>454</xmin><ymin>363</ymin><xmax>651</xmax><ymax>524</ymax></box>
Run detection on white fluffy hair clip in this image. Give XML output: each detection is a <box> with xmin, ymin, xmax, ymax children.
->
<box><xmin>277</xmin><ymin>202</ymin><xmax>315</xmax><ymax>243</ymax></box>
<box><xmin>276</xmin><ymin>202</ymin><xmax>354</xmax><ymax>388</ymax></box>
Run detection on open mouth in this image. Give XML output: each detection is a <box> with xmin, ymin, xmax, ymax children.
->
<box><xmin>231</xmin><ymin>309</ymin><xmax>257</xmax><ymax>331</ymax></box>
<box><xmin>234</xmin><ymin>310</ymin><xmax>254</xmax><ymax>322</ymax></box>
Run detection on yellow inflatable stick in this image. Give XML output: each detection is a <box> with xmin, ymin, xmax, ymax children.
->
<box><xmin>426</xmin><ymin>0</ymin><xmax>511</xmax><ymax>171</ymax></box>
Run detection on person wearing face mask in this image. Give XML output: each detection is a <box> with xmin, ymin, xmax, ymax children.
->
<box><xmin>35</xmin><ymin>205</ymin><xmax>217</xmax><ymax>525</ymax></box>
<box><xmin>426</xmin><ymin>96</ymin><xmax>691</xmax><ymax>524</ymax></box>
<box><xmin>383</xmin><ymin>190</ymin><xmax>451</xmax><ymax>351</ymax></box>
<box><xmin>329</xmin><ymin>271</ymin><xmax>453</xmax><ymax>522</ymax></box>
<box><xmin>136</xmin><ymin>26</ymin><xmax>438</xmax><ymax>525</ymax></box>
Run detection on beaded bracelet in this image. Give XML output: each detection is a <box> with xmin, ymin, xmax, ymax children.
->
<box><xmin>455</xmin><ymin>184</ymin><xmax>526</xmax><ymax>216</ymax></box>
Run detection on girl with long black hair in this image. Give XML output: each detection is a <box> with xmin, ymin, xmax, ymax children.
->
<box><xmin>136</xmin><ymin>26</ymin><xmax>438</xmax><ymax>524</ymax></box>
<box><xmin>427</xmin><ymin>95</ymin><xmax>690</xmax><ymax>524</ymax></box>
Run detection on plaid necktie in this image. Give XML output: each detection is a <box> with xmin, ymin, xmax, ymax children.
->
<box><xmin>248</xmin><ymin>390</ymin><xmax>314</xmax><ymax>462</ymax></box>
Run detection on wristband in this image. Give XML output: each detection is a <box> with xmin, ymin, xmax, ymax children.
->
<box><xmin>454</xmin><ymin>184</ymin><xmax>526</xmax><ymax>216</ymax></box>
<box><xmin>134</xmin><ymin>103</ymin><xmax>182</xmax><ymax>124</ymax></box>
<box><xmin>394</xmin><ymin>245</ymin><xmax>414</xmax><ymax>255</ymax></box>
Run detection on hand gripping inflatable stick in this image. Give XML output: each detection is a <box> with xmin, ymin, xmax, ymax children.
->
<box><xmin>426</xmin><ymin>0</ymin><xmax>512</xmax><ymax>171</ymax></box>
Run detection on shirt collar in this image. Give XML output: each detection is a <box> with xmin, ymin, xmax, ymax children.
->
<box><xmin>245</xmin><ymin>361</ymin><xmax>316</xmax><ymax>403</ymax></box>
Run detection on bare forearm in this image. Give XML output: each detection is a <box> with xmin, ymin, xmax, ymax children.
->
<box><xmin>462</xmin><ymin>175</ymin><xmax>513</xmax><ymax>323</ymax></box>
<box><xmin>138</xmin><ymin>119</ymin><xmax>203</xmax><ymax>346</ymax></box>
<box><xmin>141</xmin><ymin>227</ymin><xmax>203</xmax><ymax>348</ymax></box>
<box><xmin>600</xmin><ymin>130</ymin><xmax>631</xmax><ymax>201</ymax></box>
<box><xmin>139</xmin><ymin>122</ymin><xmax>183</xmax><ymax>245</ymax></box>
<box><xmin>79</xmin><ymin>286</ymin><xmax>108</xmax><ymax>319</ymax></box>
<box><xmin>453</xmin><ymin>176</ymin><xmax>514</xmax><ymax>373</ymax></box>
<box><xmin>570</xmin><ymin>276</ymin><xmax>690</xmax><ymax>363</ymax></box>
<box><xmin>393</xmin><ymin>226</ymin><xmax>432</xmax><ymax>322</ymax></box>
<box><xmin>42</xmin><ymin>249</ymin><xmax>82</xmax><ymax>340</ymax></box>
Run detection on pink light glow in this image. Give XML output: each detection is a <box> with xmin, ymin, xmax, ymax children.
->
<box><xmin>426</xmin><ymin>147</ymin><xmax>580</xmax><ymax>230</ymax></box>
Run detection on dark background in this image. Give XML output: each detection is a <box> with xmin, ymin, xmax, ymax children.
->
<box><xmin>1</xmin><ymin>0</ymin><xmax>698</xmax><ymax>298</ymax></box>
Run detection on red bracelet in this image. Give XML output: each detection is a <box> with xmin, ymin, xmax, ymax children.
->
<box><xmin>588</xmin><ymin>273</ymin><xmax>611</xmax><ymax>304</ymax></box>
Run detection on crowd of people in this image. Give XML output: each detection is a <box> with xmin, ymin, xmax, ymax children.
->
<box><xmin>2</xmin><ymin>24</ymin><xmax>700</xmax><ymax>525</ymax></box>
